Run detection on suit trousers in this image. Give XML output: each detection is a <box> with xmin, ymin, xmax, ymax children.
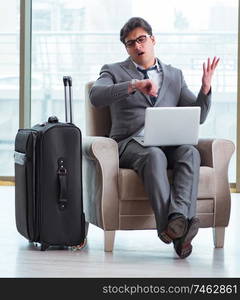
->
<box><xmin>119</xmin><ymin>140</ymin><xmax>201</xmax><ymax>235</ymax></box>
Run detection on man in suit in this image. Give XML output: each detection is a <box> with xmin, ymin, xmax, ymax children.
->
<box><xmin>90</xmin><ymin>17</ymin><xmax>219</xmax><ymax>259</ymax></box>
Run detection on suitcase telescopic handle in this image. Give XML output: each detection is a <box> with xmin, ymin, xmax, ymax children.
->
<box><xmin>63</xmin><ymin>76</ymin><xmax>73</xmax><ymax>123</ymax></box>
<box><xmin>63</xmin><ymin>76</ymin><xmax>72</xmax><ymax>86</ymax></box>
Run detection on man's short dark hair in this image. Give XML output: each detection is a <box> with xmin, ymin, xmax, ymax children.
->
<box><xmin>120</xmin><ymin>17</ymin><xmax>153</xmax><ymax>44</ymax></box>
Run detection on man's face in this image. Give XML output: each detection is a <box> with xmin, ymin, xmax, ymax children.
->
<box><xmin>124</xmin><ymin>27</ymin><xmax>156</xmax><ymax>68</ymax></box>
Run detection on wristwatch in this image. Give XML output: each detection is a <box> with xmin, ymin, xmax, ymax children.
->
<box><xmin>128</xmin><ymin>79</ymin><xmax>139</xmax><ymax>94</ymax></box>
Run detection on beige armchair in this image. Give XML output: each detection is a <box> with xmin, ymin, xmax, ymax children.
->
<box><xmin>83</xmin><ymin>81</ymin><xmax>235</xmax><ymax>252</ymax></box>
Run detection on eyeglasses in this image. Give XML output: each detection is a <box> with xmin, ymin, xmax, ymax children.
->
<box><xmin>124</xmin><ymin>34</ymin><xmax>151</xmax><ymax>48</ymax></box>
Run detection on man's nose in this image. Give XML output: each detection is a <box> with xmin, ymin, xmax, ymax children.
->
<box><xmin>134</xmin><ymin>41</ymin><xmax>142</xmax><ymax>50</ymax></box>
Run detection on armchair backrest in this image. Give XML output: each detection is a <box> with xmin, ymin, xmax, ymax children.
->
<box><xmin>85</xmin><ymin>81</ymin><xmax>111</xmax><ymax>137</ymax></box>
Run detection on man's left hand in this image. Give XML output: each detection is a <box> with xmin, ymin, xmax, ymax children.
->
<box><xmin>201</xmin><ymin>56</ymin><xmax>220</xmax><ymax>95</ymax></box>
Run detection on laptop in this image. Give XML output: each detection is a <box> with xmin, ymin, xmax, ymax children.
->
<box><xmin>133</xmin><ymin>107</ymin><xmax>200</xmax><ymax>146</ymax></box>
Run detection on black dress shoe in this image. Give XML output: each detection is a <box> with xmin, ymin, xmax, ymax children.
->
<box><xmin>173</xmin><ymin>217</ymin><xmax>200</xmax><ymax>259</ymax></box>
<box><xmin>159</xmin><ymin>214</ymin><xmax>188</xmax><ymax>244</ymax></box>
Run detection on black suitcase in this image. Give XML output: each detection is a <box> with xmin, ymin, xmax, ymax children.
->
<box><xmin>14</xmin><ymin>76</ymin><xmax>86</xmax><ymax>251</ymax></box>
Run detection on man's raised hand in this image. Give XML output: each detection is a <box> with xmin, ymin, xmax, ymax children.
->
<box><xmin>202</xmin><ymin>56</ymin><xmax>220</xmax><ymax>95</ymax></box>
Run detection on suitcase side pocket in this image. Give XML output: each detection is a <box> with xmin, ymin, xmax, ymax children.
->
<box><xmin>14</xmin><ymin>151</ymin><xmax>30</xmax><ymax>240</ymax></box>
<box><xmin>14</xmin><ymin>130</ymin><xmax>38</xmax><ymax>242</ymax></box>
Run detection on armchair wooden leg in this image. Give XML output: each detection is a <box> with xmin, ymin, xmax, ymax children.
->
<box><xmin>104</xmin><ymin>230</ymin><xmax>115</xmax><ymax>252</ymax></box>
<box><xmin>212</xmin><ymin>227</ymin><xmax>225</xmax><ymax>248</ymax></box>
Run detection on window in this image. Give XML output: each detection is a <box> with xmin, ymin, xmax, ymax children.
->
<box><xmin>31</xmin><ymin>0</ymin><xmax>237</xmax><ymax>181</ymax></box>
<box><xmin>0</xmin><ymin>1</ymin><xmax>20</xmax><ymax>176</ymax></box>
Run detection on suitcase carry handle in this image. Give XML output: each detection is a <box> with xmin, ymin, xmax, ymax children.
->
<box><xmin>63</xmin><ymin>76</ymin><xmax>73</xmax><ymax>123</ymax></box>
<box><xmin>57</xmin><ymin>158</ymin><xmax>68</xmax><ymax>210</ymax></box>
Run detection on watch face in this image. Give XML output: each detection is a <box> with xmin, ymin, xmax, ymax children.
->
<box><xmin>132</xmin><ymin>79</ymin><xmax>138</xmax><ymax>89</ymax></box>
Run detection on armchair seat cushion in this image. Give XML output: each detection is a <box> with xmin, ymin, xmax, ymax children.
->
<box><xmin>119</xmin><ymin>167</ymin><xmax>215</xmax><ymax>229</ymax></box>
<box><xmin>119</xmin><ymin>166</ymin><xmax>215</xmax><ymax>200</ymax></box>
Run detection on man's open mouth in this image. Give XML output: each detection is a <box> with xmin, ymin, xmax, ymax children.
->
<box><xmin>137</xmin><ymin>52</ymin><xmax>144</xmax><ymax>56</ymax></box>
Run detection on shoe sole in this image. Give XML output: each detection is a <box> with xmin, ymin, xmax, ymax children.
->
<box><xmin>159</xmin><ymin>232</ymin><xmax>172</xmax><ymax>244</ymax></box>
<box><xmin>159</xmin><ymin>216</ymin><xmax>188</xmax><ymax>244</ymax></box>
<box><xmin>175</xmin><ymin>218</ymin><xmax>200</xmax><ymax>259</ymax></box>
<box><xmin>167</xmin><ymin>217</ymin><xmax>188</xmax><ymax>240</ymax></box>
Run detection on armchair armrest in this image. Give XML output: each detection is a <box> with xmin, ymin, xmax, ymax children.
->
<box><xmin>196</xmin><ymin>138</ymin><xmax>235</xmax><ymax>226</ymax></box>
<box><xmin>82</xmin><ymin>136</ymin><xmax>119</xmax><ymax>230</ymax></box>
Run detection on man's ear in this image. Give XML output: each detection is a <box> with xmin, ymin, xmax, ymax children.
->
<box><xmin>151</xmin><ymin>35</ymin><xmax>156</xmax><ymax>45</ymax></box>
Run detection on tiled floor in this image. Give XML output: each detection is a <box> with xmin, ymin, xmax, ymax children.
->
<box><xmin>0</xmin><ymin>186</ymin><xmax>240</xmax><ymax>278</ymax></box>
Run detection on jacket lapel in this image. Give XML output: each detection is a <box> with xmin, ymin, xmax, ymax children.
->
<box><xmin>120</xmin><ymin>57</ymin><xmax>142</xmax><ymax>80</ymax></box>
<box><xmin>154</xmin><ymin>59</ymin><xmax>171</xmax><ymax>106</ymax></box>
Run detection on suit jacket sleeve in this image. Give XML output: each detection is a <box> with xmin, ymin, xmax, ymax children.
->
<box><xmin>178</xmin><ymin>70</ymin><xmax>211</xmax><ymax>124</ymax></box>
<box><xmin>89</xmin><ymin>64</ymin><xmax>131</xmax><ymax>107</ymax></box>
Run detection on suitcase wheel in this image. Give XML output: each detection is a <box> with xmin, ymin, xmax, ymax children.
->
<box><xmin>70</xmin><ymin>238</ymin><xmax>87</xmax><ymax>251</ymax></box>
<box><xmin>40</xmin><ymin>243</ymin><xmax>49</xmax><ymax>251</ymax></box>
